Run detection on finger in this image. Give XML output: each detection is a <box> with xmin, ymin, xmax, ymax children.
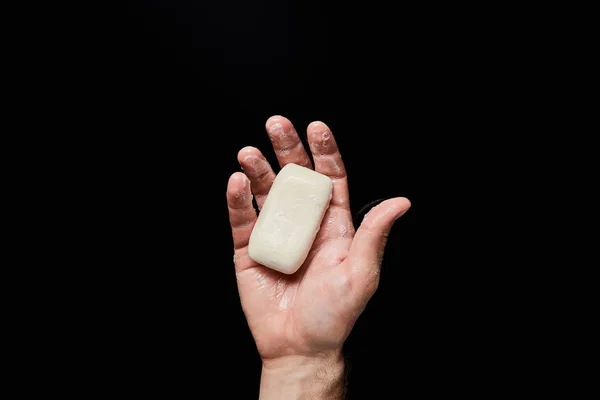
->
<box><xmin>347</xmin><ymin>198</ymin><xmax>411</xmax><ymax>290</ymax></box>
<box><xmin>265</xmin><ymin>115</ymin><xmax>313</xmax><ymax>169</ymax></box>
<box><xmin>227</xmin><ymin>172</ymin><xmax>257</xmax><ymax>251</ymax></box>
<box><xmin>237</xmin><ymin>146</ymin><xmax>276</xmax><ymax>210</ymax></box>
<box><xmin>306</xmin><ymin>121</ymin><xmax>350</xmax><ymax>209</ymax></box>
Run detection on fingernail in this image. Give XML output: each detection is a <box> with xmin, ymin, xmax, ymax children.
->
<box><xmin>268</xmin><ymin>122</ymin><xmax>283</xmax><ymax>136</ymax></box>
<box><xmin>394</xmin><ymin>208</ymin><xmax>410</xmax><ymax>221</ymax></box>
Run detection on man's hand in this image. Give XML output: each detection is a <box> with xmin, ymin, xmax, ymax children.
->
<box><xmin>226</xmin><ymin>116</ymin><xmax>410</xmax><ymax>398</ymax></box>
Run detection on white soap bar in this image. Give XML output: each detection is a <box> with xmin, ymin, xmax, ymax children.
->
<box><xmin>248</xmin><ymin>163</ymin><xmax>333</xmax><ymax>274</ymax></box>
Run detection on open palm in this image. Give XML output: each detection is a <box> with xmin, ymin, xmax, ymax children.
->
<box><xmin>227</xmin><ymin>116</ymin><xmax>410</xmax><ymax>363</ymax></box>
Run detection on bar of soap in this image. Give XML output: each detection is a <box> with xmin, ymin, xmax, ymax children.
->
<box><xmin>248</xmin><ymin>163</ymin><xmax>333</xmax><ymax>274</ymax></box>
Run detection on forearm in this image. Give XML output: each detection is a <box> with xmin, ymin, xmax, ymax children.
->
<box><xmin>259</xmin><ymin>351</ymin><xmax>346</xmax><ymax>400</ymax></box>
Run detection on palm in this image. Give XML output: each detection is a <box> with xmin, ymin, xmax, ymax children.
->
<box><xmin>227</xmin><ymin>116</ymin><xmax>410</xmax><ymax>361</ymax></box>
<box><xmin>236</xmin><ymin>204</ymin><xmax>354</xmax><ymax>359</ymax></box>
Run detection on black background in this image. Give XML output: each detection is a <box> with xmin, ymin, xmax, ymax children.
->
<box><xmin>13</xmin><ymin>1</ymin><xmax>556</xmax><ymax>395</ymax></box>
<box><xmin>83</xmin><ymin>1</ymin><xmax>437</xmax><ymax>397</ymax></box>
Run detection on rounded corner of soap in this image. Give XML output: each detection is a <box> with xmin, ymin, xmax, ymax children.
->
<box><xmin>280</xmin><ymin>163</ymin><xmax>297</xmax><ymax>172</ymax></box>
<box><xmin>268</xmin><ymin>256</ymin><xmax>305</xmax><ymax>275</ymax></box>
<box><xmin>246</xmin><ymin>250</ymin><xmax>256</xmax><ymax>264</ymax></box>
<box><xmin>281</xmin><ymin>264</ymin><xmax>303</xmax><ymax>275</ymax></box>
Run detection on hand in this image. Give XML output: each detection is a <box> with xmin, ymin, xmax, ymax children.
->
<box><xmin>226</xmin><ymin>115</ymin><xmax>411</xmax><ymax>398</ymax></box>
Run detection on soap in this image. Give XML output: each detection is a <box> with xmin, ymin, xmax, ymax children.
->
<box><xmin>248</xmin><ymin>163</ymin><xmax>333</xmax><ymax>274</ymax></box>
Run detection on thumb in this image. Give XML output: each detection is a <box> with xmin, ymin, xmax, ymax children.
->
<box><xmin>348</xmin><ymin>197</ymin><xmax>411</xmax><ymax>268</ymax></box>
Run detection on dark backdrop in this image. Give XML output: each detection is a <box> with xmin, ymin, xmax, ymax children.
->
<box><xmin>91</xmin><ymin>1</ymin><xmax>433</xmax><ymax>397</ymax></box>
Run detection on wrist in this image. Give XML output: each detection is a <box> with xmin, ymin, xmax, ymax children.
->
<box><xmin>259</xmin><ymin>350</ymin><xmax>346</xmax><ymax>400</ymax></box>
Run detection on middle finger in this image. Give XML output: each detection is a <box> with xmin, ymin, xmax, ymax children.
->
<box><xmin>265</xmin><ymin>115</ymin><xmax>313</xmax><ymax>169</ymax></box>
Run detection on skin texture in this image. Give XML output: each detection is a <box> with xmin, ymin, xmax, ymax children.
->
<box><xmin>226</xmin><ymin>115</ymin><xmax>411</xmax><ymax>398</ymax></box>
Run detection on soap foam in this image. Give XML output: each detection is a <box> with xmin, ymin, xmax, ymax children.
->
<box><xmin>340</xmin><ymin>225</ymin><xmax>348</xmax><ymax>238</ymax></box>
<box><xmin>243</xmin><ymin>155</ymin><xmax>270</xmax><ymax>177</ymax></box>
